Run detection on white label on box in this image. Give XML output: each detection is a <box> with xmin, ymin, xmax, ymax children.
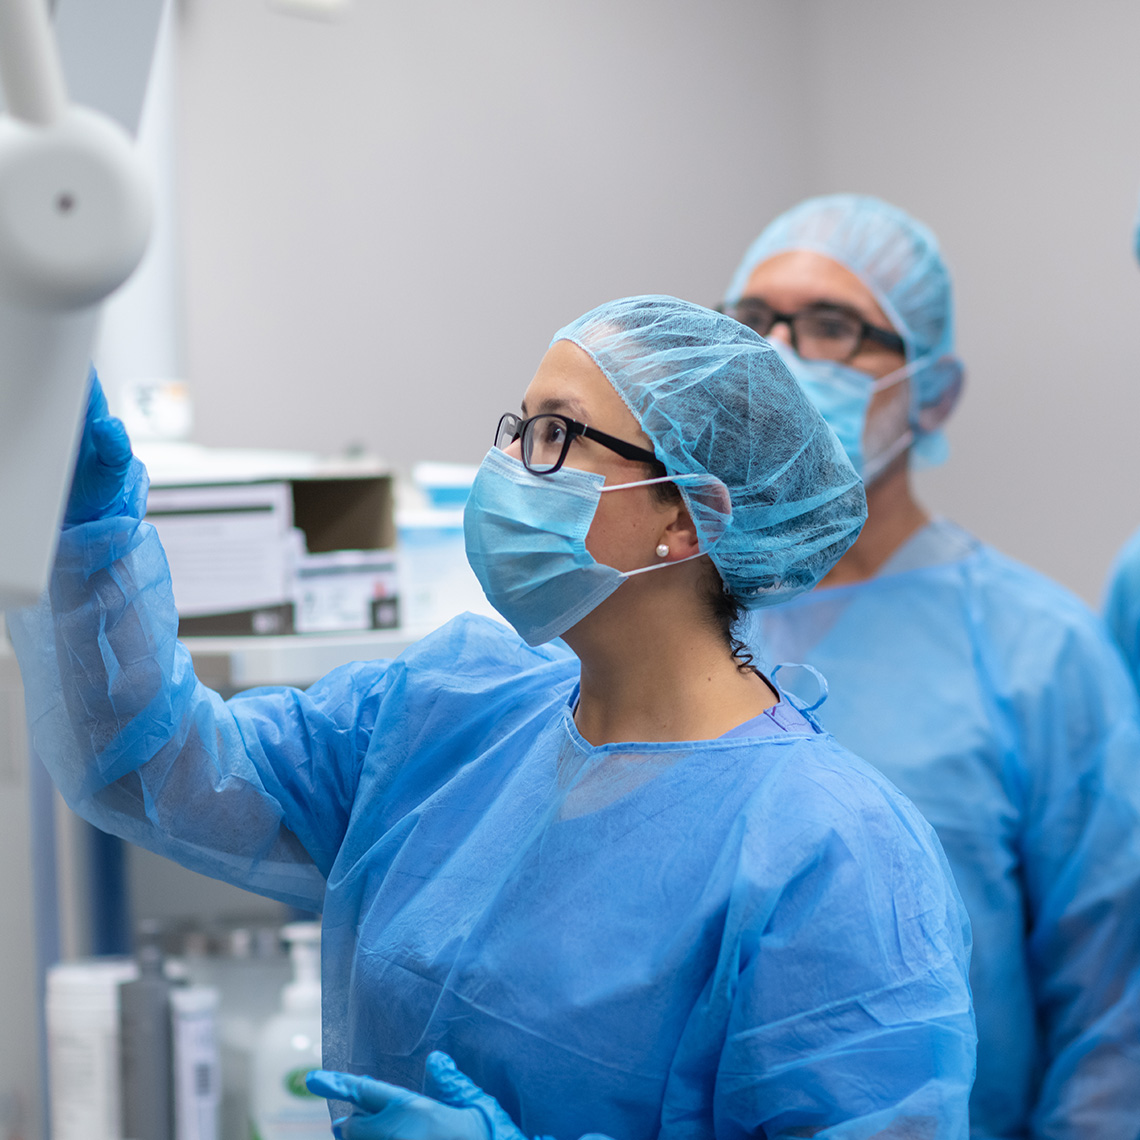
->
<box><xmin>294</xmin><ymin>550</ymin><xmax>398</xmax><ymax>634</ymax></box>
<box><xmin>146</xmin><ymin>483</ymin><xmax>294</xmax><ymax>617</ymax></box>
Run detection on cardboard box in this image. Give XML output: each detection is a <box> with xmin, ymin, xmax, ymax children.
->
<box><xmin>141</xmin><ymin>446</ymin><xmax>394</xmax><ymax>636</ymax></box>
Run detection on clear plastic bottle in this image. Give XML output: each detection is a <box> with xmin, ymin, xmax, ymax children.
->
<box><xmin>249</xmin><ymin>923</ymin><xmax>327</xmax><ymax>1140</ymax></box>
<box><xmin>183</xmin><ymin>925</ymin><xmax>290</xmax><ymax>1140</ymax></box>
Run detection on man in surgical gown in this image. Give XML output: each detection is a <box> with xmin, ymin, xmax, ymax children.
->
<box><xmin>1103</xmin><ymin>199</ymin><xmax>1140</xmax><ymax>689</ymax></box>
<box><xmin>1105</xmin><ymin>529</ymin><xmax>1140</xmax><ymax>690</ymax></box>
<box><xmin>722</xmin><ymin>195</ymin><xmax>1140</xmax><ymax>1140</ymax></box>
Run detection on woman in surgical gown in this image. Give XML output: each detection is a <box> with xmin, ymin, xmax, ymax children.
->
<box><xmin>10</xmin><ymin>297</ymin><xmax>975</xmax><ymax>1139</ymax></box>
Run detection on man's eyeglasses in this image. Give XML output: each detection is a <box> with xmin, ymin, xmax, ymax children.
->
<box><xmin>718</xmin><ymin>297</ymin><xmax>906</xmax><ymax>363</ymax></box>
<box><xmin>495</xmin><ymin>412</ymin><xmax>660</xmax><ymax>476</ymax></box>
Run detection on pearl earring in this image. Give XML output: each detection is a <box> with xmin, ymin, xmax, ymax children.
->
<box><xmin>655</xmin><ymin>544</ymin><xmax>669</xmax><ymax>559</ymax></box>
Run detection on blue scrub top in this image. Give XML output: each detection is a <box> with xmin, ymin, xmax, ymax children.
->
<box><xmin>753</xmin><ymin>518</ymin><xmax>1140</xmax><ymax>1140</ymax></box>
<box><xmin>10</xmin><ymin>515</ymin><xmax>976</xmax><ymax>1139</ymax></box>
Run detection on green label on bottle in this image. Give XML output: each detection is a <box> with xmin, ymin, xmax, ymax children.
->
<box><xmin>284</xmin><ymin>1067</ymin><xmax>320</xmax><ymax>1098</ymax></box>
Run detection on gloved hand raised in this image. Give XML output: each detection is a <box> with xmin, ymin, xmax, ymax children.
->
<box><xmin>65</xmin><ymin>369</ymin><xmax>140</xmax><ymax>526</ymax></box>
<box><xmin>306</xmin><ymin>1052</ymin><xmax>532</xmax><ymax>1140</ymax></box>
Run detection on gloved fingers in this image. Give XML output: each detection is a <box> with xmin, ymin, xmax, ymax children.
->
<box><xmin>64</xmin><ymin>366</ymin><xmax>138</xmax><ymax>526</ymax></box>
<box><xmin>330</xmin><ymin>1112</ymin><xmax>423</xmax><ymax>1140</ymax></box>
<box><xmin>90</xmin><ymin>416</ymin><xmax>133</xmax><ymax>474</ymax></box>
<box><xmin>309</xmin><ymin>1068</ymin><xmax>493</xmax><ymax>1140</ymax></box>
<box><xmin>330</xmin><ymin>1100</ymin><xmax>481</xmax><ymax>1140</ymax></box>
<box><xmin>306</xmin><ymin>1070</ymin><xmax>417</xmax><ymax>1114</ymax></box>
<box><xmin>423</xmin><ymin>1052</ymin><xmax>482</xmax><ymax>1106</ymax></box>
<box><xmin>82</xmin><ymin>367</ymin><xmax>132</xmax><ymax>474</ymax></box>
<box><xmin>330</xmin><ymin>1114</ymin><xmax>359</xmax><ymax>1140</ymax></box>
<box><xmin>330</xmin><ymin>1110</ymin><xmax>416</xmax><ymax>1140</ymax></box>
<box><xmin>86</xmin><ymin>366</ymin><xmax>111</xmax><ymax>422</ymax></box>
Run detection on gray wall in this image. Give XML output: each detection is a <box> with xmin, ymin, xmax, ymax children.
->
<box><xmin>174</xmin><ymin>0</ymin><xmax>1140</xmax><ymax>606</ymax></box>
<box><xmin>175</xmin><ymin>0</ymin><xmax>803</xmax><ymax>479</ymax></box>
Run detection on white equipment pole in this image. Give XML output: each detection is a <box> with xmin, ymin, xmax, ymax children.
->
<box><xmin>0</xmin><ymin>0</ymin><xmax>67</xmax><ymax>126</ymax></box>
<box><xmin>0</xmin><ymin>0</ymin><xmax>153</xmax><ymax>607</ymax></box>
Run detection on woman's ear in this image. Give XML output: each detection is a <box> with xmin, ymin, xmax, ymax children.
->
<box><xmin>663</xmin><ymin>500</ymin><xmax>700</xmax><ymax>558</ymax></box>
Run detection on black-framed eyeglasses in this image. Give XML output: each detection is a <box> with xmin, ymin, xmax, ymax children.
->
<box><xmin>718</xmin><ymin>297</ymin><xmax>906</xmax><ymax>363</ymax></box>
<box><xmin>495</xmin><ymin>412</ymin><xmax>661</xmax><ymax>475</ymax></box>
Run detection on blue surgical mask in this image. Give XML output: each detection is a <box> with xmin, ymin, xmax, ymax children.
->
<box><xmin>770</xmin><ymin>341</ymin><xmax>912</xmax><ymax>485</ymax></box>
<box><xmin>463</xmin><ymin>448</ymin><xmax>717</xmax><ymax>647</ymax></box>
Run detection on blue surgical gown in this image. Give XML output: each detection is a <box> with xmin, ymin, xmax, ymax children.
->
<box><xmin>1104</xmin><ymin>524</ymin><xmax>1140</xmax><ymax>692</ymax></box>
<box><xmin>751</xmin><ymin>518</ymin><xmax>1140</xmax><ymax>1140</ymax></box>
<box><xmin>9</xmin><ymin>514</ymin><xmax>976</xmax><ymax>1139</ymax></box>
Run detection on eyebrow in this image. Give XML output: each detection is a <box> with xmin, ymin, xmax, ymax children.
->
<box><xmin>745</xmin><ymin>293</ymin><xmax>887</xmax><ymax>327</ymax></box>
<box><xmin>519</xmin><ymin>396</ymin><xmax>590</xmax><ymax>420</ymax></box>
<box><xmin>803</xmin><ymin>299</ymin><xmax>880</xmax><ymax>322</ymax></box>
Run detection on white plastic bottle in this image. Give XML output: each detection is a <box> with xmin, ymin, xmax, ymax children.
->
<box><xmin>170</xmin><ymin>986</ymin><xmax>221</xmax><ymax>1140</ymax></box>
<box><xmin>249</xmin><ymin>923</ymin><xmax>327</xmax><ymax>1140</ymax></box>
<box><xmin>45</xmin><ymin>958</ymin><xmax>138</xmax><ymax>1140</ymax></box>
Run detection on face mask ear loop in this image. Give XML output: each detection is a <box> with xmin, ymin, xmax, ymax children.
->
<box><xmin>598</xmin><ymin>474</ymin><xmax>682</xmax><ymax>493</ymax></box>
<box><xmin>597</xmin><ymin>473</ymin><xmax>729</xmax><ymax>572</ymax></box>
<box><xmin>870</xmin><ymin>359</ymin><xmax>915</xmax><ymax>395</ymax></box>
<box><xmin>861</xmin><ymin>428</ymin><xmax>916</xmax><ymax>486</ymax></box>
<box><xmin>861</xmin><ymin>357</ymin><xmax>924</xmax><ymax>485</ymax></box>
<box><xmin>620</xmin><ymin>550</ymin><xmax>708</xmax><ymax>579</ymax></box>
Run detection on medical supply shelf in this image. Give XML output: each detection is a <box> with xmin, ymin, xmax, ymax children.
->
<box><xmin>181</xmin><ymin>627</ymin><xmax>419</xmax><ymax>689</ymax></box>
<box><xmin>2</xmin><ymin>625</ymin><xmax>423</xmax><ymax>1140</ymax></box>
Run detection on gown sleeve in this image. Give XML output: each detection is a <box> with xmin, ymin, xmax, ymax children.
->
<box><xmin>997</xmin><ymin>595</ymin><xmax>1140</xmax><ymax>1138</ymax></box>
<box><xmin>7</xmin><ymin>512</ymin><xmax>390</xmax><ymax>912</ymax></box>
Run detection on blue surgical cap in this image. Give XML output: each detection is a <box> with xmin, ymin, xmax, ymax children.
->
<box><xmin>725</xmin><ymin>194</ymin><xmax>964</xmax><ymax>467</ymax></box>
<box><xmin>551</xmin><ymin>295</ymin><xmax>866</xmax><ymax>608</ymax></box>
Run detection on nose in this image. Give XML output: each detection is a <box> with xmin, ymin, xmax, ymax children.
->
<box><xmin>504</xmin><ymin>437</ymin><xmax>524</xmax><ymax>461</ymax></box>
<box><xmin>765</xmin><ymin>318</ymin><xmax>794</xmax><ymax>347</ymax></box>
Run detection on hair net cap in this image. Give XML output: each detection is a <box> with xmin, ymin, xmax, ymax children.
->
<box><xmin>725</xmin><ymin>194</ymin><xmax>964</xmax><ymax>467</ymax></box>
<box><xmin>551</xmin><ymin>295</ymin><xmax>866</xmax><ymax>608</ymax></box>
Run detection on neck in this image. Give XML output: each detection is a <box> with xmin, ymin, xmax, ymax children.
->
<box><xmin>821</xmin><ymin>457</ymin><xmax>930</xmax><ymax>587</ymax></box>
<box><xmin>562</xmin><ymin>568</ymin><xmax>777</xmax><ymax>746</ymax></box>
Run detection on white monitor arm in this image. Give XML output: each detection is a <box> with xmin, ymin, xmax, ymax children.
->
<box><xmin>0</xmin><ymin>0</ymin><xmax>153</xmax><ymax>607</ymax></box>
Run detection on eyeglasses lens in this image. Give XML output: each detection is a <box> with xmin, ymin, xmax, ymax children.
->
<box><xmin>522</xmin><ymin>415</ymin><xmax>569</xmax><ymax>473</ymax></box>
<box><xmin>495</xmin><ymin>414</ymin><xmax>521</xmax><ymax>451</ymax></box>
<box><xmin>728</xmin><ymin>299</ymin><xmax>775</xmax><ymax>336</ymax></box>
<box><xmin>727</xmin><ymin>300</ymin><xmax>863</xmax><ymax>362</ymax></box>
<box><xmin>792</xmin><ymin>310</ymin><xmax>862</xmax><ymax>361</ymax></box>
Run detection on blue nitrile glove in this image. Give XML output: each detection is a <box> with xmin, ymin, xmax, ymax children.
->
<box><xmin>64</xmin><ymin>368</ymin><xmax>137</xmax><ymax>526</ymax></box>
<box><xmin>423</xmin><ymin>1055</ymin><xmax>610</xmax><ymax>1140</ymax></box>
<box><xmin>307</xmin><ymin>1054</ymin><xmax>610</xmax><ymax>1140</ymax></box>
<box><xmin>306</xmin><ymin>1057</ymin><xmax>495</xmax><ymax>1140</ymax></box>
<box><xmin>421</xmin><ymin>1053</ymin><xmax>535</xmax><ymax>1140</ymax></box>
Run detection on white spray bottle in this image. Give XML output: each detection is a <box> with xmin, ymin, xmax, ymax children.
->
<box><xmin>250</xmin><ymin>922</ymin><xmax>327</xmax><ymax>1140</ymax></box>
